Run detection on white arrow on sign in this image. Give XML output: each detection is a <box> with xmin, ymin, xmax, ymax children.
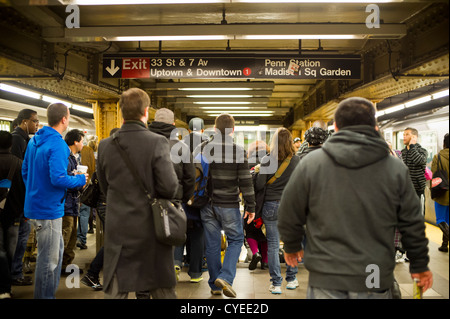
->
<box><xmin>106</xmin><ymin>60</ymin><xmax>120</xmax><ymax>76</ymax></box>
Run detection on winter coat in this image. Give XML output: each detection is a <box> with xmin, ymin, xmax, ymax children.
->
<box><xmin>431</xmin><ymin>148</ymin><xmax>449</xmax><ymax>206</ymax></box>
<box><xmin>278</xmin><ymin>125</ymin><xmax>429</xmax><ymax>293</ymax></box>
<box><xmin>97</xmin><ymin>120</ymin><xmax>179</xmax><ymax>293</ymax></box>
<box><xmin>149</xmin><ymin>121</ymin><xmax>196</xmax><ymax>203</ymax></box>
<box><xmin>0</xmin><ymin>151</ymin><xmax>25</xmax><ymax>225</ymax></box>
<box><xmin>64</xmin><ymin>153</ymin><xmax>82</xmax><ymax>217</ymax></box>
<box><xmin>11</xmin><ymin>127</ymin><xmax>30</xmax><ymax>160</ymax></box>
<box><xmin>22</xmin><ymin>126</ymin><xmax>86</xmax><ymax>220</ymax></box>
<box><xmin>401</xmin><ymin>143</ymin><xmax>428</xmax><ymax>196</ymax></box>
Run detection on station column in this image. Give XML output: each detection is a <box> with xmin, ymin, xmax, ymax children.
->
<box><xmin>90</xmin><ymin>100</ymin><xmax>122</xmax><ymax>141</ymax></box>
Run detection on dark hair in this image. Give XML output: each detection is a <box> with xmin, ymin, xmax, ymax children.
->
<box><xmin>444</xmin><ymin>133</ymin><xmax>449</xmax><ymax>149</ymax></box>
<box><xmin>65</xmin><ymin>129</ymin><xmax>84</xmax><ymax>146</ymax></box>
<box><xmin>17</xmin><ymin>109</ymin><xmax>37</xmax><ymax>125</ymax></box>
<box><xmin>334</xmin><ymin>97</ymin><xmax>376</xmax><ymax>129</ymax></box>
<box><xmin>405</xmin><ymin>127</ymin><xmax>419</xmax><ymax>137</ymax></box>
<box><xmin>0</xmin><ymin>130</ymin><xmax>13</xmax><ymax>150</ymax></box>
<box><xmin>119</xmin><ymin>88</ymin><xmax>150</xmax><ymax>121</ymax></box>
<box><xmin>47</xmin><ymin>103</ymin><xmax>69</xmax><ymax>127</ymax></box>
<box><xmin>215</xmin><ymin>114</ymin><xmax>235</xmax><ymax>135</ymax></box>
<box><xmin>270</xmin><ymin>127</ymin><xmax>296</xmax><ymax>162</ymax></box>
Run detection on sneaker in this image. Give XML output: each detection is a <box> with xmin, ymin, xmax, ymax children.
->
<box><xmin>0</xmin><ymin>292</ymin><xmax>11</xmax><ymax>299</ymax></box>
<box><xmin>175</xmin><ymin>265</ymin><xmax>181</xmax><ymax>281</ymax></box>
<box><xmin>269</xmin><ymin>285</ymin><xmax>282</xmax><ymax>294</ymax></box>
<box><xmin>286</xmin><ymin>279</ymin><xmax>299</xmax><ymax>290</ymax></box>
<box><xmin>190</xmin><ymin>277</ymin><xmax>203</xmax><ymax>283</ymax></box>
<box><xmin>214</xmin><ymin>278</ymin><xmax>236</xmax><ymax>298</ymax></box>
<box><xmin>11</xmin><ymin>276</ymin><xmax>33</xmax><ymax>286</ymax></box>
<box><xmin>438</xmin><ymin>244</ymin><xmax>449</xmax><ymax>253</ymax></box>
<box><xmin>248</xmin><ymin>252</ymin><xmax>262</xmax><ymax>271</ymax></box>
<box><xmin>395</xmin><ymin>251</ymin><xmax>405</xmax><ymax>263</ymax></box>
<box><xmin>81</xmin><ymin>273</ymin><xmax>103</xmax><ymax>291</ymax></box>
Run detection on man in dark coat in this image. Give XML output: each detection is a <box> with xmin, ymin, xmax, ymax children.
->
<box><xmin>97</xmin><ymin>88</ymin><xmax>179</xmax><ymax>299</ymax></box>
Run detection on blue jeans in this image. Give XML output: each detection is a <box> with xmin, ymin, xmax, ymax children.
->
<box><xmin>77</xmin><ymin>204</ymin><xmax>90</xmax><ymax>245</ymax></box>
<box><xmin>262</xmin><ymin>201</ymin><xmax>298</xmax><ymax>287</ymax></box>
<box><xmin>307</xmin><ymin>285</ymin><xmax>392</xmax><ymax>299</ymax></box>
<box><xmin>200</xmin><ymin>204</ymin><xmax>244</xmax><ymax>291</ymax></box>
<box><xmin>11</xmin><ymin>217</ymin><xmax>31</xmax><ymax>280</ymax></box>
<box><xmin>30</xmin><ymin>218</ymin><xmax>64</xmax><ymax>299</ymax></box>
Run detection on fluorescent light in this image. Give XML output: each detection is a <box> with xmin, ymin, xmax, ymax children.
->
<box><xmin>0</xmin><ymin>84</ymin><xmax>41</xmax><ymax>100</ymax></box>
<box><xmin>178</xmin><ymin>88</ymin><xmax>253</xmax><ymax>91</ymax></box>
<box><xmin>207</xmin><ymin>113</ymin><xmax>273</xmax><ymax>117</ymax></box>
<box><xmin>63</xmin><ymin>0</ymin><xmax>228</xmax><ymax>5</ymax></box>
<box><xmin>204</xmin><ymin>110</ymin><xmax>274</xmax><ymax>114</ymax></box>
<box><xmin>72</xmin><ymin>104</ymin><xmax>94</xmax><ymax>114</ymax></box>
<box><xmin>432</xmin><ymin>89</ymin><xmax>449</xmax><ymax>100</ymax></box>
<box><xmin>240</xmin><ymin>35</ymin><xmax>359</xmax><ymax>40</ymax></box>
<box><xmin>375</xmin><ymin>111</ymin><xmax>385</xmax><ymax>118</ymax></box>
<box><xmin>193</xmin><ymin>101</ymin><xmax>253</xmax><ymax>105</ymax></box>
<box><xmin>42</xmin><ymin>95</ymin><xmax>72</xmax><ymax>107</ymax></box>
<box><xmin>186</xmin><ymin>95</ymin><xmax>253</xmax><ymax>98</ymax></box>
<box><xmin>234</xmin><ymin>0</ymin><xmax>398</xmax><ymax>3</ymax></box>
<box><xmin>200</xmin><ymin>106</ymin><xmax>252</xmax><ymax>109</ymax></box>
<box><xmin>383</xmin><ymin>104</ymin><xmax>405</xmax><ymax>114</ymax></box>
<box><xmin>404</xmin><ymin>96</ymin><xmax>432</xmax><ymax>108</ymax></box>
<box><xmin>106</xmin><ymin>35</ymin><xmax>231</xmax><ymax>41</ymax></box>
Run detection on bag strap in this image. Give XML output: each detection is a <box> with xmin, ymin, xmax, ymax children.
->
<box><xmin>112</xmin><ymin>132</ymin><xmax>153</xmax><ymax>202</ymax></box>
<box><xmin>266</xmin><ymin>155</ymin><xmax>292</xmax><ymax>185</ymax></box>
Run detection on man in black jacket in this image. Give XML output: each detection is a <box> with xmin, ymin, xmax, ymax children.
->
<box><xmin>97</xmin><ymin>88</ymin><xmax>179</xmax><ymax>299</ymax></box>
<box><xmin>10</xmin><ymin>109</ymin><xmax>38</xmax><ymax>287</ymax></box>
<box><xmin>0</xmin><ymin>131</ymin><xmax>26</xmax><ymax>298</ymax></box>
<box><xmin>278</xmin><ymin>97</ymin><xmax>432</xmax><ymax>299</ymax></box>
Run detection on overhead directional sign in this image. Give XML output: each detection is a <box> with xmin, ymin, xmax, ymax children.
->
<box><xmin>102</xmin><ymin>55</ymin><xmax>361</xmax><ymax>80</ymax></box>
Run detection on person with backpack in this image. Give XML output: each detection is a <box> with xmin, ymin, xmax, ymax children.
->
<box><xmin>149</xmin><ymin>109</ymin><xmax>199</xmax><ymax>283</ymax></box>
<box><xmin>0</xmin><ymin>131</ymin><xmax>26</xmax><ymax>299</ymax></box>
<box><xmin>431</xmin><ymin>133</ymin><xmax>449</xmax><ymax>252</ymax></box>
<box><xmin>255</xmin><ymin>128</ymin><xmax>300</xmax><ymax>294</ymax></box>
<box><xmin>195</xmin><ymin>114</ymin><xmax>255</xmax><ymax>298</ymax></box>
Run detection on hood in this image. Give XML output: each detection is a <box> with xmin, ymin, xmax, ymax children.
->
<box><xmin>29</xmin><ymin>126</ymin><xmax>61</xmax><ymax>148</ymax></box>
<box><xmin>439</xmin><ymin>148</ymin><xmax>449</xmax><ymax>161</ymax></box>
<box><xmin>322</xmin><ymin>125</ymin><xmax>389</xmax><ymax>169</ymax></box>
<box><xmin>149</xmin><ymin>121</ymin><xmax>176</xmax><ymax>139</ymax></box>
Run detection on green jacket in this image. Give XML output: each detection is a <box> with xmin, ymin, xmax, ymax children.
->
<box><xmin>431</xmin><ymin>148</ymin><xmax>449</xmax><ymax>206</ymax></box>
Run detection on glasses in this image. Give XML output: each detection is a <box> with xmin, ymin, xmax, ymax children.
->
<box><xmin>30</xmin><ymin>119</ymin><xmax>39</xmax><ymax>124</ymax></box>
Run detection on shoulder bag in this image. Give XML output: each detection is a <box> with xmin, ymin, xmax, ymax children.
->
<box><xmin>112</xmin><ymin>133</ymin><xmax>187</xmax><ymax>246</ymax></box>
<box><xmin>431</xmin><ymin>154</ymin><xmax>449</xmax><ymax>200</ymax></box>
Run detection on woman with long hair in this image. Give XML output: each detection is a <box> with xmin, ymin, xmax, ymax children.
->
<box><xmin>255</xmin><ymin>127</ymin><xmax>300</xmax><ymax>294</ymax></box>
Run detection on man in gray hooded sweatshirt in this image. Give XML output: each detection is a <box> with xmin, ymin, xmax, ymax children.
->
<box><xmin>278</xmin><ymin>97</ymin><xmax>432</xmax><ymax>299</ymax></box>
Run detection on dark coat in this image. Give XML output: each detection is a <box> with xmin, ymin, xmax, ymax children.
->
<box><xmin>0</xmin><ymin>151</ymin><xmax>25</xmax><ymax>225</ymax></box>
<box><xmin>64</xmin><ymin>153</ymin><xmax>82</xmax><ymax>217</ymax></box>
<box><xmin>97</xmin><ymin>121</ymin><xmax>179</xmax><ymax>293</ymax></box>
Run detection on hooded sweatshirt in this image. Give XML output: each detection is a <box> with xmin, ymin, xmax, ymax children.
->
<box><xmin>278</xmin><ymin>125</ymin><xmax>429</xmax><ymax>292</ymax></box>
<box><xmin>22</xmin><ymin>126</ymin><xmax>86</xmax><ymax>220</ymax></box>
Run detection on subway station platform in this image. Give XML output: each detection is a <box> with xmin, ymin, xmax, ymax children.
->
<box><xmin>8</xmin><ymin>223</ymin><xmax>448</xmax><ymax>300</ymax></box>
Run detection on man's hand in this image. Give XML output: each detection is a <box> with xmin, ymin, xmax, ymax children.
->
<box><xmin>243</xmin><ymin>211</ymin><xmax>255</xmax><ymax>224</ymax></box>
<box><xmin>284</xmin><ymin>250</ymin><xmax>304</xmax><ymax>267</ymax></box>
<box><xmin>410</xmin><ymin>135</ymin><xmax>418</xmax><ymax>145</ymax></box>
<box><xmin>411</xmin><ymin>270</ymin><xmax>433</xmax><ymax>293</ymax></box>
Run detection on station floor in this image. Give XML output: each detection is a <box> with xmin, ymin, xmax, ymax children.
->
<box><xmin>8</xmin><ymin>223</ymin><xmax>449</xmax><ymax>300</ymax></box>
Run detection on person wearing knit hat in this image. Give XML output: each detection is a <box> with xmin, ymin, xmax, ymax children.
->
<box><xmin>154</xmin><ymin>108</ymin><xmax>175</xmax><ymax>125</ymax></box>
<box><xmin>298</xmin><ymin>127</ymin><xmax>329</xmax><ymax>160</ymax></box>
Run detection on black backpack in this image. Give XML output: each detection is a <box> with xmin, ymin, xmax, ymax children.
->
<box><xmin>431</xmin><ymin>154</ymin><xmax>449</xmax><ymax>200</ymax></box>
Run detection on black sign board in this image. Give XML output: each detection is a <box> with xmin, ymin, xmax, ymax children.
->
<box><xmin>102</xmin><ymin>54</ymin><xmax>361</xmax><ymax>80</ymax></box>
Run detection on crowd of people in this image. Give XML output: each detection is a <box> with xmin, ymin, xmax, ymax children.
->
<box><xmin>0</xmin><ymin>88</ymin><xmax>448</xmax><ymax>300</ymax></box>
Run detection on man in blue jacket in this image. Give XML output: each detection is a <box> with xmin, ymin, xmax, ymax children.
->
<box><xmin>22</xmin><ymin>103</ymin><xmax>87</xmax><ymax>299</ymax></box>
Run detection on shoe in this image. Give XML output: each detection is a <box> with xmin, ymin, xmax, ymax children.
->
<box><xmin>214</xmin><ymin>278</ymin><xmax>236</xmax><ymax>298</ymax></box>
<box><xmin>87</xmin><ymin>228</ymin><xmax>94</xmax><ymax>234</ymax></box>
<box><xmin>269</xmin><ymin>285</ymin><xmax>282</xmax><ymax>294</ymax></box>
<box><xmin>261</xmin><ymin>262</ymin><xmax>268</xmax><ymax>270</ymax></box>
<box><xmin>0</xmin><ymin>292</ymin><xmax>11</xmax><ymax>299</ymax></box>
<box><xmin>23</xmin><ymin>260</ymin><xmax>33</xmax><ymax>274</ymax></box>
<box><xmin>11</xmin><ymin>276</ymin><xmax>33</xmax><ymax>286</ymax></box>
<box><xmin>78</xmin><ymin>243</ymin><xmax>88</xmax><ymax>249</ymax></box>
<box><xmin>190</xmin><ymin>277</ymin><xmax>203</xmax><ymax>283</ymax></box>
<box><xmin>81</xmin><ymin>273</ymin><xmax>103</xmax><ymax>291</ymax></box>
<box><xmin>210</xmin><ymin>290</ymin><xmax>222</xmax><ymax>295</ymax></box>
<box><xmin>248</xmin><ymin>252</ymin><xmax>262</xmax><ymax>271</ymax></box>
<box><xmin>395</xmin><ymin>251</ymin><xmax>406</xmax><ymax>263</ymax></box>
<box><xmin>438</xmin><ymin>243</ymin><xmax>449</xmax><ymax>253</ymax></box>
<box><xmin>286</xmin><ymin>279</ymin><xmax>299</xmax><ymax>290</ymax></box>
<box><xmin>175</xmin><ymin>265</ymin><xmax>181</xmax><ymax>281</ymax></box>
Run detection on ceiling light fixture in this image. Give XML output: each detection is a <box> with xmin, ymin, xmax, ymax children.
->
<box><xmin>178</xmin><ymin>88</ymin><xmax>253</xmax><ymax>91</ymax></box>
<box><xmin>204</xmin><ymin>110</ymin><xmax>274</xmax><ymax>114</ymax></box>
<box><xmin>240</xmin><ymin>34</ymin><xmax>359</xmax><ymax>40</ymax></box>
<box><xmin>106</xmin><ymin>35</ymin><xmax>232</xmax><ymax>41</ymax></box>
<box><xmin>207</xmin><ymin>113</ymin><xmax>273</xmax><ymax>117</ymax></box>
<box><xmin>186</xmin><ymin>95</ymin><xmax>253</xmax><ymax>98</ymax></box>
<box><xmin>61</xmin><ymin>0</ymin><xmax>228</xmax><ymax>5</ymax></box>
<box><xmin>0</xmin><ymin>84</ymin><xmax>41</xmax><ymax>100</ymax></box>
<box><xmin>193</xmin><ymin>101</ymin><xmax>253</xmax><ymax>105</ymax></box>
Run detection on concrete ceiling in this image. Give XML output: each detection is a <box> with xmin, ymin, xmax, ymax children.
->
<box><xmin>0</xmin><ymin>0</ymin><xmax>448</xmax><ymax>129</ymax></box>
